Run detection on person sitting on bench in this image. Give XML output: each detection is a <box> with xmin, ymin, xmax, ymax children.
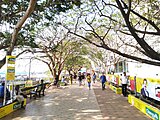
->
<box><xmin>0</xmin><ymin>82</ymin><xmax>10</xmax><ymax>106</ymax></box>
<box><xmin>15</xmin><ymin>85</ymin><xmax>27</xmax><ymax>109</ymax></box>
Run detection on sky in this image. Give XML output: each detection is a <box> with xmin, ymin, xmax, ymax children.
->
<box><xmin>0</xmin><ymin>50</ymin><xmax>49</xmax><ymax>78</ymax></box>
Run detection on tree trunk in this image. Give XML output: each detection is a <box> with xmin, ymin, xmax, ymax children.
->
<box><xmin>0</xmin><ymin>0</ymin><xmax>37</xmax><ymax>69</ymax></box>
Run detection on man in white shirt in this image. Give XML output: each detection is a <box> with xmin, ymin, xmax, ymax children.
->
<box><xmin>121</xmin><ymin>72</ymin><xmax>128</xmax><ymax>97</ymax></box>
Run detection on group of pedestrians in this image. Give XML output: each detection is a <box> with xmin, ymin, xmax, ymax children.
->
<box><xmin>76</xmin><ymin>72</ymin><xmax>93</xmax><ymax>89</ymax></box>
<box><xmin>76</xmin><ymin>71</ymin><xmax>108</xmax><ymax>90</ymax></box>
<box><xmin>77</xmin><ymin>72</ymin><xmax>86</xmax><ymax>86</ymax></box>
<box><xmin>76</xmin><ymin>71</ymin><xmax>128</xmax><ymax>97</ymax></box>
<box><xmin>62</xmin><ymin>71</ymin><xmax>128</xmax><ymax>97</ymax></box>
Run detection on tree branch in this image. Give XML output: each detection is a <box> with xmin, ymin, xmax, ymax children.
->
<box><xmin>7</xmin><ymin>0</ymin><xmax>37</xmax><ymax>55</ymax></box>
<box><xmin>116</xmin><ymin>0</ymin><xmax>160</xmax><ymax>61</ymax></box>
<box><xmin>69</xmin><ymin>30</ymin><xmax>160</xmax><ymax>66</ymax></box>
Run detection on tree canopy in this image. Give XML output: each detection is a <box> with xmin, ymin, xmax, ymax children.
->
<box><xmin>0</xmin><ymin>0</ymin><xmax>82</xmax><ymax>68</ymax></box>
<box><xmin>1</xmin><ymin>0</ymin><xmax>160</xmax><ymax>72</ymax></box>
<box><xmin>60</xmin><ymin>0</ymin><xmax>160</xmax><ymax>66</ymax></box>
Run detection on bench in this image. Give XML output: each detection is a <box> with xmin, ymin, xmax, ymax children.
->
<box><xmin>30</xmin><ymin>85</ymin><xmax>41</xmax><ymax>99</ymax></box>
<box><xmin>21</xmin><ymin>86</ymin><xmax>37</xmax><ymax>99</ymax></box>
<box><xmin>29</xmin><ymin>83</ymin><xmax>47</xmax><ymax>99</ymax></box>
<box><xmin>20</xmin><ymin>82</ymin><xmax>49</xmax><ymax>99</ymax></box>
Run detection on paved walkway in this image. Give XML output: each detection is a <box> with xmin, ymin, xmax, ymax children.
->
<box><xmin>93</xmin><ymin>83</ymin><xmax>151</xmax><ymax>120</ymax></box>
<box><xmin>1</xmin><ymin>82</ymin><xmax>151</xmax><ymax>120</ymax></box>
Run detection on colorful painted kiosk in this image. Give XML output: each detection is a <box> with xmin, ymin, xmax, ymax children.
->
<box><xmin>107</xmin><ymin>73</ymin><xmax>160</xmax><ymax>119</ymax></box>
<box><xmin>0</xmin><ymin>56</ymin><xmax>26</xmax><ymax>119</ymax></box>
<box><xmin>0</xmin><ymin>99</ymin><xmax>27</xmax><ymax>118</ymax></box>
<box><xmin>107</xmin><ymin>74</ymin><xmax>122</xmax><ymax>94</ymax></box>
<box><xmin>128</xmin><ymin>76</ymin><xmax>160</xmax><ymax>120</ymax></box>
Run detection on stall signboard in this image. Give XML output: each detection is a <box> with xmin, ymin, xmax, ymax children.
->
<box><xmin>6</xmin><ymin>56</ymin><xmax>16</xmax><ymax>64</ymax></box>
<box><xmin>6</xmin><ymin>56</ymin><xmax>16</xmax><ymax>81</ymax></box>
<box><xmin>0</xmin><ymin>99</ymin><xmax>27</xmax><ymax>118</ymax></box>
<box><xmin>135</xmin><ymin>77</ymin><xmax>143</xmax><ymax>93</ymax></box>
<box><xmin>0</xmin><ymin>104</ymin><xmax>12</xmax><ymax>118</ymax></box>
<box><xmin>6</xmin><ymin>66</ymin><xmax>15</xmax><ymax>81</ymax></box>
<box><xmin>136</xmin><ymin>77</ymin><xmax>160</xmax><ymax>102</ymax></box>
<box><xmin>107</xmin><ymin>74</ymin><xmax>121</xmax><ymax>86</ymax></box>
<box><xmin>115</xmin><ymin>75</ymin><xmax>119</xmax><ymax>86</ymax></box>
<box><xmin>146</xmin><ymin>107</ymin><xmax>159</xmax><ymax>120</ymax></box>
<box><xmin>107</xmin><ymin>74</ymin><xmax>112</xmax><ymax>83</ymax></box>
<box><xmin>145</xmin><ymin>78</ymin><xmax>160</xmax><ymax>102</ymax></box>
<box><xmin>111</xmin><ymin>75</ymin><xmax>116</xmax><ymax>85</ymax></box>
<box><xmin>25</xmin><ymin>80</ymin><xmax>33</xmax><ymax>87</ymax></box>
<box><xmin>128</xmin><ymin>95</ymin><xmax>160</xmax><ymax>120</ymax></box>
<box><xmin>128</xmin><ymin>76</ymin><xmax>135</xmax><ymax>91</ymax></box>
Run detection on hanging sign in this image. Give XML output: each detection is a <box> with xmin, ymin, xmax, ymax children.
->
<box><xmin>6</xmin><ymin>66</ymin><xmax>15</xmax><ymax>80</ymax></box>
<box><xmin>6</xmin><ymin>56</ymin><xmax>16</xmax><ymax>64</ymax></box>
<box><xmin>6</xmin><ymin>56</ymin><xmax>16</xmax><ymax>80</ymax></box>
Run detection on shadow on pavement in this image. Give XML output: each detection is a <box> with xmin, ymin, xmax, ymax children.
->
<box><xmin>93</xmin><ymin>85</ymin><xmax>151</xmax><ymax>120</ymax></box>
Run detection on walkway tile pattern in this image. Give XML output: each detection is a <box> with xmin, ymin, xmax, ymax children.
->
<box><xmin>93</xmin><ymin>83</ymin><xmax>151</xmax><ymax>120</ymax></box>
<box><xmin>1</xmin><ymin>82</ymin><xmax>151</xmax><ymax>120</ymax></box>
<box><xmin>1</xmin><ymin>85</ymin><xmax>103</xmax><ymax>120</ymax></box>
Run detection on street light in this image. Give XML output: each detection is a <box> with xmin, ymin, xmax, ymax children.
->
<box><xmin>28</xmin><ymin>57</ymin><xmax>34</xmax><ymax>80</ymax></box>
<box><xmin>18</xmin><ymin>56</ymin><xmax>35</xmax><ymax>80</ymax></box>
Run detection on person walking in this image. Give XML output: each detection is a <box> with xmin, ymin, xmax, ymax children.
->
<box><xmin>73</xmin><ymin>72</ymin><xmax>77</xmax><ymax>83</ymax></box>
<box><xmin>92</xmin><ymin>72</ymin><xmax>96</xmax><ymax>83</ymax></box>
<box><xmin>78</xmin><ymin>72</ymin><xmax>82</xmax><ymax>86</ymax></box>
<box><xmin>81</xmin><ymin>72</ymin><xmax>85</xmax><ymax>85</ymax></box>
<box><xmin>121</xmin><ymin>72</ymin><xmax>128</xmax><ymax>97</ymax></box>
<box><xmin>70</xmin><ymin>73</ymin><xmax>73</xmax><ymax>85</ymax></box>
<box><xmin>86</xmin><ymin>73</ymin><xmax>91</xmax><ymax>90</ymax></box>
<box><xmin>100</xmin><ymin>72</ymin><xmax>107</xmax><ymax>90</ymax></box>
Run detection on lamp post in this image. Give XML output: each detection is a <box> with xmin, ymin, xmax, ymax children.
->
<box><xmin>28</xmin><ymin>57</ymin><xmax>34</xmax><ymax>80</ymax></box>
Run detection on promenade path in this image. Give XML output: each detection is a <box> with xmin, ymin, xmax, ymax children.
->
<box><xmin>1</xmin><ymin>82</ymin><xmax>151</xmax><ymax>120</ymax></box>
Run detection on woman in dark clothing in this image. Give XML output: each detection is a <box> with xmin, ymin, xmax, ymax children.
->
<box><xmin>78</xmin><ymin>72</ymin><xmax>82</xmax><ymax>86</ymax></box>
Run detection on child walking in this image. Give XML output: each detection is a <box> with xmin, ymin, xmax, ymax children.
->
<box><xmin>86</xmin><ymin>73</ymin><xmax>91</xmax><ymax>90</ymax></box>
